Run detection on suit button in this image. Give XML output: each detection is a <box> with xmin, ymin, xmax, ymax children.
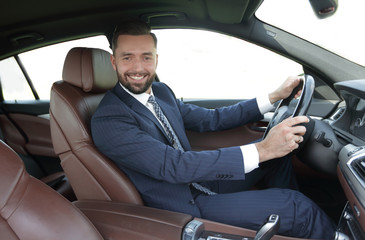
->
<box><xmin>189</xmin><ymin>199</ymin><xmax>195</xmax><ymax>205</ymax></box>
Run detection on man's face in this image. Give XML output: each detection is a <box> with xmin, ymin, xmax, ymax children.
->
<box><xmin>111</xmin><ymin>34</ymin><xmax>158</xmax><ymax>94</ymax></box>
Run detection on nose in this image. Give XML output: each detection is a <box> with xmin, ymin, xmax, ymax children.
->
<box><xmin>131</xmin><ymin>59</ymin><xmax>144</xmax><ymax>72</ymax></box>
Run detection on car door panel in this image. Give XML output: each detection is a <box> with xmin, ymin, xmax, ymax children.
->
<box><xmin>186</xmin><ymin>123</ymin><xmax>266</xmax><ymax>151</ymax></box>
<box><xmin>0</xmin><ymin>100</ymin><xmax>61</xmax><ymax>175</ymax></box>
<box><xmin>9</xmin><ymin>113</ymin><xmax>55</xmax><ymax>157</ymax></box>
<box><xmin>184</xmin><ymin>99</ymin><xmax>267</xmax><ymax>150</ymax></box>
<box><xmin>1</xmin><ymin>99</ymin><xmax>50</xmax><ymax>115</ymax></box>
<box><xmin>1</xmin><ymin>100</ymin><xmax>55</xmax><ymax>155</ymax></box>
<box><xmin>0</xmin><ymin>113</ymin><xmax>27</xmax><ymax>154</ymax></box>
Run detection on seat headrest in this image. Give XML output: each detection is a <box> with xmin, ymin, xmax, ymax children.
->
<box><xmin>62</xmin><ymin>47</ymin><xmax>118</xmax><ymax>93</ymax></box>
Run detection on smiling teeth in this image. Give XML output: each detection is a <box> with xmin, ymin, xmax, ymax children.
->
<box><xmin>130</xmin><ymin>75</ymin><xmax>144</xmax><ymax>80</ymax></box>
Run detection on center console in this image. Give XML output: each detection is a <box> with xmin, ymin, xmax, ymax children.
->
<box><xmin>183</xmin><ymin>214</ymin><xmax>280</xmax><ymax>240</ymax></box>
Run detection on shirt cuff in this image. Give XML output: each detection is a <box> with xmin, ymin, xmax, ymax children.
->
<box><xmin>240</xmin><ymin>144</ymin><xmax>259</xmax><ymax>173</ymax></box>
<box><xmin>256</xmin><ymin>93</ymin><xmax>274</xmax><ymax>115</ymax></box>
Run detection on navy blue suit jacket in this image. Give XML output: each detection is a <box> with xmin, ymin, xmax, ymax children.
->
<box><xmin>91</xmin><ymin>82</ymin><xmax>263</xmax><ymax>216</ymax></box>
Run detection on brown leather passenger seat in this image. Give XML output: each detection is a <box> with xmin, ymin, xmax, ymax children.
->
<box><xmin>0</xmin><ymin>139</ymin><xmax>103</xmax><ymax>240</ymax></box>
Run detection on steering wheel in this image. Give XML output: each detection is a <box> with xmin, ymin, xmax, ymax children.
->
<box><xmin>263</xmin><ymin>75</ymin><xmax>315</xmax><ymax>139</ymax></box>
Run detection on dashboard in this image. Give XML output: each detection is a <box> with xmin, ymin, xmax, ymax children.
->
<box><xmin>332</xmin><ymin>80</ymin><xmax>365</xmax><ymax>147</ymax></box>
<box><xmin>350</xmin><ymin>99</ymin><xmax>365</xmax><ymax>141</ymax></box>
<box><xmin>330</xmin><ymin>80</ymin><xmax>365</xmax><ymax>239</ymax></box>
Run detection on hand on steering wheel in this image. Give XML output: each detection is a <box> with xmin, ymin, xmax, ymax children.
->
<box><xmin>263</xmin><ymin>75</ymin><xmax>315</xmax><ymax>139</ymax></box>
<box><xmin>256</xmin><ymin>75</ymin><xmax>315</xmax><ymax>162</ymax></box>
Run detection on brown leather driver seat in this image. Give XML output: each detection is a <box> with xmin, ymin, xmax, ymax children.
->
<box><xmin>49</xmin><ymin>47</ymin><xmax>143</xmax><ymax>204</ymax></box>
<box><xmin>0</xmin><ymin>139</ymin><xmax>103</xmax><ymax>240</ymax></box>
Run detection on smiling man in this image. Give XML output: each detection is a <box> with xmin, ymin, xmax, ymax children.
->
<box><xmin>111</xmin><ymin>33</ymin><xmax>157</xmax><ymax>94</ymax></box>
<box><xmin>91</xmin><ymin>19</ymin><xmax>336</xmax><ymax>239</ymax></box>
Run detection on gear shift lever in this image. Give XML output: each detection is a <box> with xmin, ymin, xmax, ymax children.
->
<box><xmin>254</xmin><ymin>214</ymin><xmax>280</xmax><ymax>240</ymax></box>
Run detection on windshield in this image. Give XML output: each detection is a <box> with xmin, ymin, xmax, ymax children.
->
<box><xmin>256</xmin><ymin>0</ymin><xmax>365</xmax><ymax>67</ymax></box>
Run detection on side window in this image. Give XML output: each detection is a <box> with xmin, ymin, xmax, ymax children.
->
<box><xmin>153</xmin><ymin>29</ymin><xmax>303</xmax><ymax>100</ymax></box>
<box><xmin>0</xmin><ymin>57</ymin><xmax>34</xmax><ymax>100</ymax></box>
<box><xmin>0</xmin><ymin>35</ymin><xmax>110</xmax><ymax>101</ymax></box>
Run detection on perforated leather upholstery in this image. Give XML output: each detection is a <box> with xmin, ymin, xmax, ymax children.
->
<box><xmin>0</xmin><ymin>140</ymin><xmax>103</xmax><ymax>240</ymax></box>
<box><xmin>50</xmin><ymin>47</ymin><xmax>143</xmax><ymax>204</ymax></box>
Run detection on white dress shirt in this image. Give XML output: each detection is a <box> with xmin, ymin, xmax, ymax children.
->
<box><xmin>241</xmin><ymin>94</ymin><xmax>274</xmax><ymax>173</ymax></box>
<box><xmin>120</xmin><ymin>83</ymin><xmax>274</xmax><ymax>174</ymax></box>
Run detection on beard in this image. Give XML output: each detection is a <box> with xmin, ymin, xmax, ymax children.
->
<box><xmin>116</xmin><ymin>69</ymin><xmax>156</xmax><ymax>94</ymax></box>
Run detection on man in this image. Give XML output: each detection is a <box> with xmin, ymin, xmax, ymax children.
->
<box><xmin>91</xmin><ymin>19</ymin><xmax>335</xmax><ymax>238</ymax></box>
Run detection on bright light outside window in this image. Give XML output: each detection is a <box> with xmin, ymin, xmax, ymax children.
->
<box><xmin>2</xmin><ymin>32</ymin><xmax>303</xmax><ymax>101</ymax></box>
<box><xmin>256</xmin><ymin>0</ymin><xmax>365</xmax><ymax>67</ymax></box>
<box><xmin>18</xmin><ymin>36</ymin><xmax>110</xmax><ymax>100</ymax></box>
<box><xmin>153</xmin><ymin>29</ymin><xmax>303</xmax><ymax>100</ymax></box>
<box><xmin>0</xmin><ymin>57</ymin><xmax>34</xmax><ymax>100</ymax></box>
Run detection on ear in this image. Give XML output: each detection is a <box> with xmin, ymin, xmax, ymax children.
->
<box><xmin>155</xmin><ymin>54</ymin><xmax>159</xmax><ymax>68</ymax></box>
<box><xmin>110</xmin><ymin>55</ymin><xmax>117</xmax><ymax>71</ymax></box>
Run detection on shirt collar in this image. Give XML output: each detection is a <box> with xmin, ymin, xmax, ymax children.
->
<box><xmin>119</xmin><ymin>82</ymin><xmax>153</xmax><ymax>106</ymax></box>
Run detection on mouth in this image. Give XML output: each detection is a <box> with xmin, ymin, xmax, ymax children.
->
<box><xmin>127</xmin><ymin>73</ymin><xmax>148</xmax><ymax>82</ymax></box>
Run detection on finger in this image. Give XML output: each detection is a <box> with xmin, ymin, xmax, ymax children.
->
<box><xmin>289</xmin><ymin>134</ymin><xmax>303</xmax><ymax>144</ymax></box>
<box><xmin>288</xmin><ymin>77</ymin><xmax>301</xmax><ymax>89</ymax></box>
<box><xmin>293</xmin><ymin>126</ymin><xmax>307</xmax><ymax>136</ymax></box>
<box><xmin>294</xmin><ymin>89</ymin><xmax>302</xmax><ymax>99</ymax></box>
<box><xmin>292</xmin><ymin>78</ymin><xmax>303</xmax><ymax>95</ymax></box>
<box><xmin>283</xmin><ymin>116</ymin><xmax>309</xmax><ymax>126</ymax></box>
<box><xmin>295</xmin><ymin>136</ymin><xmax>303</xmax><ymax>144</ymax></box>
<box><xmin>289</xmin><ymin>136</ymin><xmax>302</xmax><ymax>152</ymax></box>
<box><xmin>288</xmin><ymin>139</ymin><xmax>299</xmax><ymax>151</ymax></box>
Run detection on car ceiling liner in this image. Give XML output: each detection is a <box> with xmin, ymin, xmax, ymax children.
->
<box><xmin>205</xmin><ymin>0</ymin><xmax>263</xmax><ymax>24</ymax></box>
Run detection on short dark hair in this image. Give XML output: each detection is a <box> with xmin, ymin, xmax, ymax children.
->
<box><xmin>112</xmin><ymin>19</ymin><xmax>157</xmax><ymax>53</ymax></box>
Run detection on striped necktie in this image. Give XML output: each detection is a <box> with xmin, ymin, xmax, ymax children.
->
<box><xmin>148</xmin><ymin>96</ymin><xmax>217</xmax><ymax>196</ymax></box>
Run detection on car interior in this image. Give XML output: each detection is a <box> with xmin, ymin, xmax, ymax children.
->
<box><xmin>1</xmin><ymin>0</ymin><xmax>365</xmax><ymax>239</ymax></box>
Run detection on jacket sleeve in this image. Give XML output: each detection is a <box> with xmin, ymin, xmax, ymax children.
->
<box><xmin>154</xmin><ymin>82</ymin><xmax>264</xmax><ymax>133</ymax></box>
<box><xmin>178</xmin><ymin>98</ymin><xmax>264</xmax><ymax>132</ymax></box>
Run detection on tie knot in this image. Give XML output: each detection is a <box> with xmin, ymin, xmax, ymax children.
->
<box><xmin>148</xmin><ymin>95</ymin><xmax>156</xmax><ymax>104</ymax></box>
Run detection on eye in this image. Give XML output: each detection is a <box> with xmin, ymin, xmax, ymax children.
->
<box><xmin>122</xmin><ymin>56</ymin><xmax>131</xmax><ymax>61</ymax></box>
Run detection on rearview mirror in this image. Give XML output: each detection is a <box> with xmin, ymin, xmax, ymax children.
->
<box><xmin>309</xmin><ymin>0</ymin><xmax>338</xmax><ymax>19</ymax></box>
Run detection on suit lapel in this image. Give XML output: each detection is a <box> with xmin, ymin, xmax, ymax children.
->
<box><xmin>112</xmin><ymin>83</ymin><xmax>190</xmax><ymax>150</ymax></box>
<box><xmin>112</xmin><ymin>84</ymin><xmax>171</xmax><ymax>143</ymax></box>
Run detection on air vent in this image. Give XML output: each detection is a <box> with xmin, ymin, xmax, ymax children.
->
<box><xmin>351</xmin><ymin>158</ymin><xmax>365</xmax><ymax>180</ymax></box>
<box><xmin>347</xmin><ymin>150</ymin><xmax>365</xmax><ymax>189</ymax></box>
<box><xmin>331</xmin><ymin>107</ymin><xmax>345</xmax><ymax>121</ymax></box>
